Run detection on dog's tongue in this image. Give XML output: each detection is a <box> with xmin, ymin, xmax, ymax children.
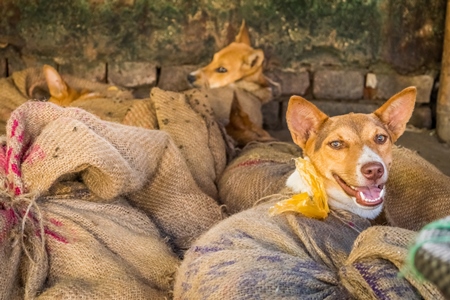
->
<box><xmin>355</xmin><ymin>186</ymin><xmax>383</xmax><ymax>206</ymax></box>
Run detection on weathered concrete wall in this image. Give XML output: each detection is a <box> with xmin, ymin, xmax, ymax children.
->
<box><xmin>0</xmin><ymin>0</ymin><xmax>445</xmax><ymax>73</ymax></box>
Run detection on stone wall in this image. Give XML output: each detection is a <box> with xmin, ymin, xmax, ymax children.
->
<box><xmin>0</xmin><ymin>0</ymin><xmax>446</xmax><ymax>129</ymax></box>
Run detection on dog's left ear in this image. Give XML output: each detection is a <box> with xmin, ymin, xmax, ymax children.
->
<box><xmin>374</xmin><ymin>86</ymin><xmax>417</xmax><ymax>142</ymax></box>
<box><xmin>286</xmin><ymin>95</ymin><xmax>328</xmax><ymax>149</ymax></box>
<box><xmin>235</xmin><ymin>20</ymin><xmax>251</xmax><ymax>46</ymax></box>
<box><xmin>244</xmin><ymin>49</ymin><xmax>264</xmax><ymax>70</ymax></box>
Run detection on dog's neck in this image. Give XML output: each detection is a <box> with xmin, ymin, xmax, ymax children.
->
<box><xmin>234</xmin><ymin>73</ymin><xmax>280</xmax><ymax>104</ymax></box>
<box><xmin>285</xmin><ymin>156</ymin><xmax>314</xmax><ymax>196</ymax></box>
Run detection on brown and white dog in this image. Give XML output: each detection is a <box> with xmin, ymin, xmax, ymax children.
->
<box><xmin>285</xmin><ymin>87</ymin><xmax>416</xmax><ymax>219</ymax></box>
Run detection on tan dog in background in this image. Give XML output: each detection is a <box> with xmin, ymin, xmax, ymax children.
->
<box><xmin>187</xmin><ymin>20</ymin><xmax>279</xmax><ymax>147</ymax></box>
<box><xmin>285</xmin><ymin>87</ymin><xmax>416</xmax><ymax>219</ymax></box>
<box><xmin>187</xmin><ymin>20</ymin><xmax>272</xmax><ymax>90</ymax></box>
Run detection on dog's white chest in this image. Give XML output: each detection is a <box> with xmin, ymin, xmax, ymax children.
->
<box><xmin>285</xmin><ymin>170</ymin><xmax>314</xmax><ymax>196</ymax></box>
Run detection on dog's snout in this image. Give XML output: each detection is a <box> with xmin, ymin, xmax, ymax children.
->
<box><xmin>361</xmin><ymin>162</ymin><xmax>384</xmax><ymax>181</ymax></box>
<box><xmin>187</xmin><ymin>73</ymin><xmax>196</xmax><ymax>84</ymax></box>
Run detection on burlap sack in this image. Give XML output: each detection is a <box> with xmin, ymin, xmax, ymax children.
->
<box><xmin>73</xmin><ymin>86</ymin><xmax>228</xmax><ymax>200</ymax></box>
<box><xmin>173</xmin><ymin>199</ymin><xmax>443</xmax><ymax>299</ymax></box>
<box><xmin>74</xmin><ymin>86</ymin><xmax>228</xmax><ymax>200</ymax></box>
<box><xmin>384</xmin><ymin>147</ymin><xmax>450</xmax><ymax>231</ymax></box>
<box><xmin>148</xmin><ymin>88</ymin><xmax>227</xmax><ymax>199</ymax></box>
<box><xmin>218</xmin><ymin>141</ymin><xmax>301</xmax><ymax>214</ymax></box>
<box><xmin>202</xmin><ymin>83</ymin><xmax>273</xmax><ymax>127</ymax></box>
<box><xmin>15</xmin><ymin>101</ymin><xmax>223</xmax><ymax>248</ymax></box>
<box><xmin>1</xmin><ymin>156</ymin><xmax>179</xmax><ymax>298</ymax></box>
<box><xmin>0</xmin><ymin>191</ymin><xmax>179</xmax><ymax>300</ymax></box>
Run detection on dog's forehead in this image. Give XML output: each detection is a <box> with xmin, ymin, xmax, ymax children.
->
<box><xmin>314</xmin><ymin>113</ymin><xmax>386</xmax><ymax>149</ymax></box>
<box><xmin>212</xmin><ymin>43</ymin><xmax>253</xmax><ymax>61</ymax></box>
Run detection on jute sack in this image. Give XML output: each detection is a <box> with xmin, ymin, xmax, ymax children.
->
<box><xmin>384</xmin><ymin>146</ymin><xmax>450</xmax><ymax>231</ymax></box>
<box><xmin>3</xmin><ymin>101</ymin><xmax>223</xmax><ymax>250</ymax></box>
<box><xmin>173</xmin><ymin>199</ymin><xmax>444</xmax><ymax>299</ymax></box>
<box><xmin>1</xmin><ymin>148</ymin><xmax>179</xmax><ymax>297</ymax></box>
<box><xmin>146</xmin><ymin>88</ymin><xmax>227</xmax><ymax>199</ymax></box>
<box><xmin>202</xmin><ymin>82</ymin><xmax>273</xmax><ymax>127</ymax></box>
<box><xmin>0</xmin><ymin>188</ymin><xmax>179</xmax><ymax>299</ymax></box>
<box><xmin>73</xmin><ymin>86</ymin><xmax>228</xmax><ymax>201</ymax></box>
<box><xmin>218</xmin><ymin>141</ymin><xmax>301</xmax><ymax>214</ymax></box>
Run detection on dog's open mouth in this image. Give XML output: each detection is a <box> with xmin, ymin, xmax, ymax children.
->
<box><xmin>333</xmin><ymin>174</ymin><xmax>385</xmax><ymax>207</ymax></box>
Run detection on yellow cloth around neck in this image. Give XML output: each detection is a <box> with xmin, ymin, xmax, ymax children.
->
<box><xmin>269</xmin><ymin>157</ymin><xmax>330</xmax><ymax>219</ymax></box>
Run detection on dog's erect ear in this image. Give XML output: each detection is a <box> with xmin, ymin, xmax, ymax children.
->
<box><xmin>43</xmin><ymin>64</ymin><xmax>68</xmax><ymax>100</ymax></box>
<box><xmin>374</xmin><ymin>86</ymin><xmax>416</xmax><ymax>142</ymax></box>
<box><xmin>286</xmin><ymin>96</ymin><xmax>328</xmax><ymax>149</ymax></box>
<box><xmin>235</xmin><ymin>20</ymin><xmax>251</xmax><ymax>46</ymax></box>
<box><xmin>244</xmin><ymin>49</ymin><xmax>264</xmax><ymax>70</ymax></box>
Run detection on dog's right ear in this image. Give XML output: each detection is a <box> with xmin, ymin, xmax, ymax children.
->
<box><xmin>374</xmin><ymin>86</ymin><xmax>417</xmax><ymax>142</ymax></box>
<box><xmin>286</xmin><ymin>96</ymin><xmax>328</xmax><ymax>149</ymax></box>
<box><xmin>235</xmin><ymin>20</ymin><xmax>251</xmax><ymax>46</ymax></box>
<box><xmin>244</xmin><ymin>49</ymin><xmax>264</xmax><ymax>70</ymax></box>
<box><xmin>43</xmin><ymin>64</ymin><xmax>69</xmax><ymax>100</ymax></box>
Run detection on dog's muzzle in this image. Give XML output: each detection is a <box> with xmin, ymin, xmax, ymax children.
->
<box><xmin>333</xmin><ymin>174</ymin><xmax>385</xmax><ymax>207</ymax></box>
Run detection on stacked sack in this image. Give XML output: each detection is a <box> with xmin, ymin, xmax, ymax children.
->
<box><xmin>384</xmin><ymin>147</ymin><xmax>450</xmax><ymax>230</ymax></box>
<box><xmin>0</xmin><ymin>100</ymin><xmax>225</xmax><ymax>299</ymax></box>
<box><xmin>218</xmin><ymin>141</ymin><xmax>301</xmax><ymax>214</ymax></box>
<box><xmin>173</xmin><ymin>200</ymin><xmax>444</xmax><ymax>299</ymax></box>
<box><xmin>197</xmin><ymin>82</ymin><xmax>274</xmax><ymax>129</ymax></box>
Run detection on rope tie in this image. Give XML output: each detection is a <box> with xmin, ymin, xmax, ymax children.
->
<box><xmin>0</xmin><ymin>189</ymin><xmax>44</xmax><ymax>264</ymax></box>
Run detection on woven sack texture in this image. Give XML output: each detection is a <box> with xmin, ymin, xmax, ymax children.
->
<box><xmin>173</xmin><ymin>200</ymin><xmax>444</xmax><ymax>299</ymax></box>
<box><xmin>201</xmin><ymin>83</ymin><xmax>273</xmax><ymax>127</ymax></box>
<box><xmin>384</xmin><ymin>146</ymin><xmax>450</xmax><ymax>231</ymax></box>
<box><xmin>218</xmin><ymin>141</ymin><xmax>301</xmax><ymax>214</ymax></box>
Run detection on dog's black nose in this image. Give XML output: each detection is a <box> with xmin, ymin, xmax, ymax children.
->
<box><xmin>361</xmin><ymin>162</ymin><xmax>384</xmax><ymax>181</ymax></box>
<box><xmin>187</xmin><ymin>74</ymin><xmax>196</xmax><ymax>84</ymax></box>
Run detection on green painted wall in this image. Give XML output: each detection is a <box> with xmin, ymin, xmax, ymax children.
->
<box><xmin>0</xmin><ymin>0</ymin><xmax>446</xmax><ymax>74</ymax></box>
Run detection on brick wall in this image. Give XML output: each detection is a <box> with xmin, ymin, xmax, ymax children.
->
<box><xmin>0</xmin><ymin>58</ymin><xmax>432</xmax><ymax>129</ymax></box>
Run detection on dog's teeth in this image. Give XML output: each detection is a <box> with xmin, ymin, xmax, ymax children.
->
<box><xmin>358</xmin><ymin>191</ymin><xmax>383</xmax><ymax>203</ymax></box>
<box><xmin>380</xmin><ymin>187</ymin><xmax>386</xmax><ymax>197</ymax></box>
<box><xmin>359</xmin><ymin>191</ymin><xmax>365</xmax><ymax>200</ymax></box>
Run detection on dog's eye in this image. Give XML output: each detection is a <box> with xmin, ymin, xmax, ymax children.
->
<box><xmin>375</xmin><ymin>134</ymin><xmax>387</xmax><ymax>144</ymax></box>
<box><xmin>216</xmin><ymin>67</ymin><xmax>227</xmax><ymax>73</ymax></box>
<box><xmin>329</xmin><ymin>140</ymin><xmax>343</xmax><ymax>149</ymax></box>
